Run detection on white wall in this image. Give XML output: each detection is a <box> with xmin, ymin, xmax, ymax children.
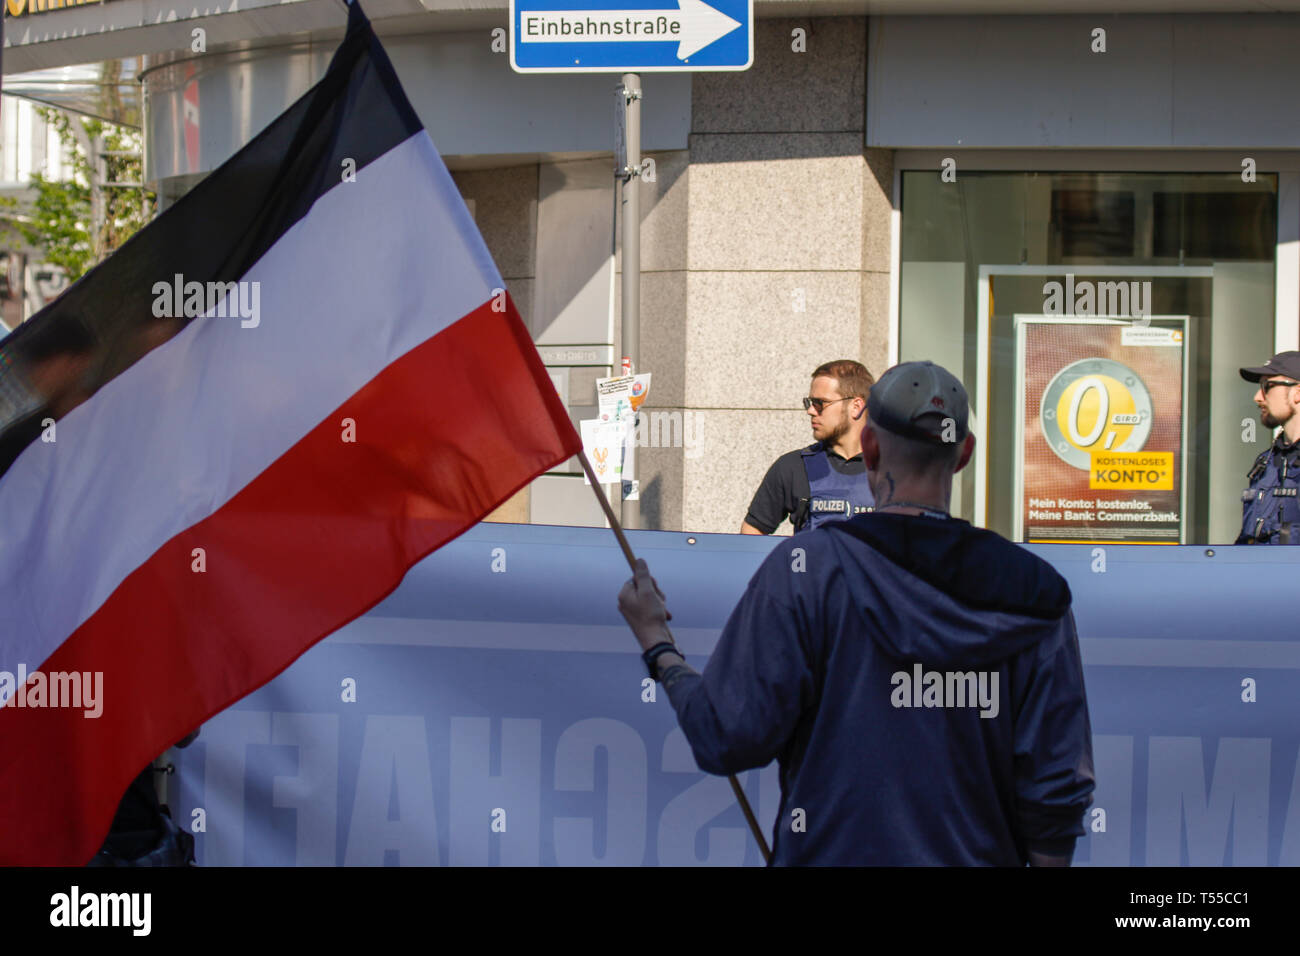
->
<box><xmin>0</xmin><ymin>95</ymin><xmax>73</xmax><ymax>187</ymax></box>
<box><xmin>869</xmin><ymin>14</ymin><xmax>1300</xmax><ymax>148</ymax></box>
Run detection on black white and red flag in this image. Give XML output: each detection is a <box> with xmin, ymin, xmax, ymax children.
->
<box><xmin>0</xmin><ymin>1</ymin><xmax>580</xmax><ymax>865</ymax></box>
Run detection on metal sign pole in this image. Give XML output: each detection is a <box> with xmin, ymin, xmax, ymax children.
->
<box><xmin>620</xmin><ymin>72</ymin><xmax>642</xmax><ymax>528</ymax></box>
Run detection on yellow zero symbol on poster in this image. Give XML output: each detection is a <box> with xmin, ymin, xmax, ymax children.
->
<box><xmin>1040</xmin><ymin>357</ymin><xmax>1153</xmax><ymax>471</ymax></box>
<box><xmin>1056</xmin><ymin>375</ymin><xmax>1140</xmax><ymax>453</ymax></box>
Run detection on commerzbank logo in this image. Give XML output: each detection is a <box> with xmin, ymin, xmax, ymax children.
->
<box><xmin>1040</xmin><ymin>358</ymin><xmax>1153</xmax><ymax>470</ymax></box>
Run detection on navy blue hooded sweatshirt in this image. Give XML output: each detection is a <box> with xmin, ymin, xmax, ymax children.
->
<box><xmin>665</xmin><ymin>512</ymin><xmax>1095</xmax><ymax>865</ymax></box>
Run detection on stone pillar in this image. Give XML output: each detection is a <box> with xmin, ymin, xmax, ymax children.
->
<box><xmin>676</xmin><ymin>17</ymin><xmax>889</xmax><ymax>535</ymax></box>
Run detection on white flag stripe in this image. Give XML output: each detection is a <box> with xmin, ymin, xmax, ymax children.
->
<box><xmin>0</xmin><ymin>132</ymin><xmax>499</xmax><ymax>671</ymax></box>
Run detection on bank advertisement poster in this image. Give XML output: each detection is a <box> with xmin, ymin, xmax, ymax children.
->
<box><xmin>1015</xmin><ymin>317</ymin><xmax>1187</xmax><ymax>544</ymax></box>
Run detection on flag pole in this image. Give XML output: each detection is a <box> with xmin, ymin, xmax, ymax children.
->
<box><xmin>577</xmin><ymin>448</ymin><xmax>773</xmax><ymax>865</ymax></box>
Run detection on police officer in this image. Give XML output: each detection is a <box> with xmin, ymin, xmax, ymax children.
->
<box><xmin>741</xmin><ymin>360</ymin><xmax>875</xmax><ymax>535</ymax></box>
<box><xmin>1237</xmin><ymin>351</ymin><xmax>1300</xmax><ymax>544</ymax></box>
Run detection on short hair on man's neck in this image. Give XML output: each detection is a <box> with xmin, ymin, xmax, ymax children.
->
<box><xmin>873</xmin><ymin>421</ymin><xmax>962</xmax><ymax>478</ymax></box>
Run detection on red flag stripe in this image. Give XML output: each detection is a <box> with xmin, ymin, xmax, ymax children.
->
<box><xmin>0</xmin><ymin>296</ymin><xmax>580</xmax><ymax>865</ymax></box>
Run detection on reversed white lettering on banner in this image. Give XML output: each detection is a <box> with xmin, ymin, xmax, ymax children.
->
<box><xmin>185</xmin><ymin>710</ymin><xmax>1300</xmax><ymax>866</ymax></box>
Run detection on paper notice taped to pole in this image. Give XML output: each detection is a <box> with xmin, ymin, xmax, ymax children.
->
<box><xmin>580</xmin><ymin>417</ymin><xmax>631</xmax><ymax>485</ymax></box>
<box><xmin>596</xmin><ymin>373</ymin><xmax>651</xmax><ymax>423</ymax></box>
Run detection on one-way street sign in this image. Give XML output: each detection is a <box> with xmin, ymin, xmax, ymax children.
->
<box><xmin>509</xmin><ymin>0</ymin><xmax>752</xmax><ymax>73</ymax></box>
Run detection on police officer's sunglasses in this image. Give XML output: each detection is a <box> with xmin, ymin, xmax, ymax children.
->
<box><xmin>803</xmin><ymin>396</ymin><xmax>851</xmax><ymax>413</ymax></box>
<box><xmin>1261</xmin><ymin>378</ymin><xmax>1300</xmax><ymax>393</ymax></box>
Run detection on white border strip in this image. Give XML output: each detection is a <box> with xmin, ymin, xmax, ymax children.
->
<box><xmin>325</xmin><ymin>616</ymin><xmax>1300</xmax><ymax>668</ymax></box>
<box><xmin>1275</xmin><ymin>171</ymin><xmax>1299</xmax><ymax>354</ymax></box>
<box><xmin>975</xmin><ymin>266</ymin><xmax>1213</xmax><ymax>527</ymax></box>
<box><xmin>888</xmin><ymin>161</ymin><xmax>901</xmax><ymax>368</ymax></box>
<box><xmin>1010</xmin><ymin>315</ymin><xmax>1190</xmax><ymax>543</ymax></box>
<box><xmin>325</xmin><ymin>616</ymin><xmax>722</xmax><ymax>655</ymax></box>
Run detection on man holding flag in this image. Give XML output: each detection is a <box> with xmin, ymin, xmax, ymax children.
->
<box><xmin>620</xmin><ymin>361</ymin><xmax>1095</xmax><ymax>865</ymax></box>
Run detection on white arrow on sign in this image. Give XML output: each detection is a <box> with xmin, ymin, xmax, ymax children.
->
<box><xmin>518</xmin><ymin>0</ymin><xmax>742</xmax><ymax>60</ymax></box>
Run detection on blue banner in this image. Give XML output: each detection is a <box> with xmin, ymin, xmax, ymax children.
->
<box><xmin>171</xmin><ymin>524</ymin><xmax>1300</xmax><ymax>865</ymax></box>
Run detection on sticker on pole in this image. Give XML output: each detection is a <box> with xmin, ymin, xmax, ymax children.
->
<box><xmin>509</xmin><ymin>0</ymin><xmax>753</xmax><ymax>73</ymax></box>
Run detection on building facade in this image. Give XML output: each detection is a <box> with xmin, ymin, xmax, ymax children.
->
<box><xmin>5</xmin><ymin>1</ymin><xmax>1297</xmax><ymax>543</ymax></box>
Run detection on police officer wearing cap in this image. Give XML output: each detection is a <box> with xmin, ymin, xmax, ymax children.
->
<box><xmin>741</xmin><ymin>360</ymin><xmax>876</xmax><ymax>535</ymax></box>
<box><xmin>1237</xmin><ymin>351</ymin><xmax>1300</xmax><ymax>545</ymax></box>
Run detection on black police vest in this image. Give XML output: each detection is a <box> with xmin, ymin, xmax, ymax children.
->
<box><xmin>1237</xmin><ymin>439</ymin><xmax>1300</xmax><ymax>545</ymax></box>
<box><xmin>795</xmin><ymin>444</ymin><xmax>875</xmax><ymax>533</ymax></box>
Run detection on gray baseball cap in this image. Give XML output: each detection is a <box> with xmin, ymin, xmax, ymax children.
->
<box><xmin>1240</xmin><ymin>351</ymin><xmax>1300</xmax><ymax>383</ymax></box>
<box><xmin>867</xmin><ymin>360</ymin><xmax>970</xmax><ymax>443</ymax></box>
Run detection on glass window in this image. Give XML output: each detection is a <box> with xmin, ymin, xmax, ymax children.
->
<box><xmin>900</xmin><ymin>171</ymin><xmax>1278</xmax><ymax>545</ymax></box>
